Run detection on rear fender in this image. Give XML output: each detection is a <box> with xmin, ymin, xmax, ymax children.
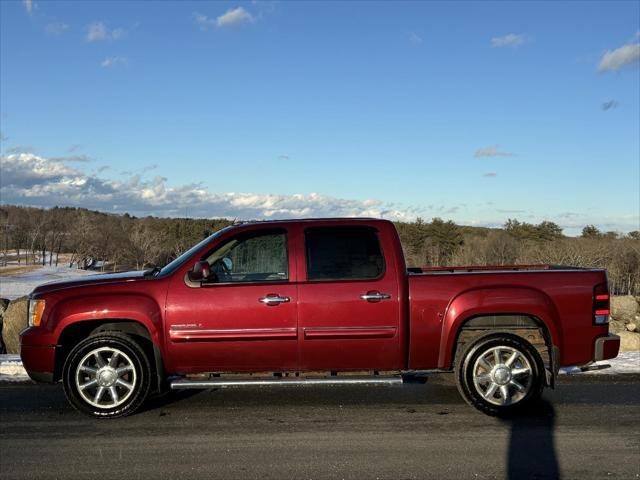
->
<box><xmin>439</xmin><ymin>286</ymin><xmax>561</xmax><ymax>369</ymax></box>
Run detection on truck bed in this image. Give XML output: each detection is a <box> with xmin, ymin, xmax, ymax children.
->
<box><xmin>406</xmin><ymin>266</ymin><xmax>608</xmax><ymax>370</ymax></box>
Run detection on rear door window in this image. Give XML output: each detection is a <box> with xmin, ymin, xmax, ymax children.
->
<box><xmin>305</xmin><ymin>227</ymin><xmax>384</xmax><ymax>281</ymax></box>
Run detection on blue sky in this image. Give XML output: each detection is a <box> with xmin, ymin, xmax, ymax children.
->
<box><xmin>1</xmin><ymin>0</ymin><xmax>639</xmax><ymax>234</ymax></box>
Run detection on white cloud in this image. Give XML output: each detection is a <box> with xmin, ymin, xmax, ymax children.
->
<box><xmin>23</xmin><ymin>0</ymin><xmax>34</xmax><ymax>15</ymax></box>
<box><xmin>111</xmin><ymin>27</ymin><xmax>125</xmax><ymax>40</ymax></box>
<box><xmin>491</xmin><ymin>33</ymin><xmax>526</xmax><ymax>48</ymax></box>
<box><xmin>598</xmin><ymin>42</ymin><xmax>640</xmax><ymax>72</ymax></box>
<box><xmin>0</xmin><ymin>153</ymin><xmax>81</xmax><ymax>188</ymax></box>
<box><xmin>482</xmin><ymin>172</ymin><xmax>497</xmax><ymax>177</ymax></box>
<box><xmin>45</xmin><ymin>22</ymin><xmax>70</xmax><ymax>35</ymax></box>
<box><xmin>195</xmin><ymin>7</ymin><xmax>255</xmax><ymax>30</ymax></box>
<box><xmin>408</xmin><ymin>31</ymin><xmax>422</xmax><ymax>45</ymax></box>
<box><xmin>86</xmin><ymin>22</ymin><xmax>125</xmax><ymax>42</ymax></box>
<box><xmin>3</xmin><ymin>153</ymin><xmax>636</xmax><ymax>234</ymax></box>
<box><xmin>216</xmin><ymin>7</ymin><xmax>255</xmax><ymax>27</ymax></box>
<box><xmin>49</xmin><ymin>154</ymin><xmax>92</xmax><ymax>163</ymax></box>
<box><xmin>101</xmin><ymin>56</ymin><xmax>127</xmax><ymax>68</ymax></box>
<box><xmin>87</xmin><ymin>22</ymin><xmax>108</xmax><ymax>41</ymax></box>
<box><xmin>474</xmin><ymin>146</ymin><xmax>516</xmax><ymax>158</ymax></box>
<box><xmin>193</xmin><ymin>13</ymin><xmax>216</xmax><ymax>30</ymax></box>
<box><xmin>0</xmin><ymin>153</ymin><xmax>418</xmax><ymax>221</ymax></box>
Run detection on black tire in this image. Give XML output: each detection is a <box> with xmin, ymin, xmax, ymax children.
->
<box><xmin>455</xmin><ymin>334</ymin><xmax>545</xmax><ymax>416</ymax></box>
<box><xmin>62</xmin><ymin>332</ymin><xmax>152</xmax><ymax>418</ymax></box>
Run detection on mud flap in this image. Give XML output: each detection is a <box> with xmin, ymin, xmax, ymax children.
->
<box><xmin>153</xmin><ymin>344</ymin><xmax>167</xmax><ymax>393</ymax></box>
<box><xmin>546</xmin><ymin>345</ymin><xmax>560</xmax><ymax>389</ymax></box>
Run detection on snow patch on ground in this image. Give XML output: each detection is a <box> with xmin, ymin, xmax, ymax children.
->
<box><xmin>0</xmin><ymin>266</ymin><xmax>97</xmax><ymax>300</ymax></box>
<box><xmin>560</xmin><ymin>351</ymin><xmax>640</xmax><ymax>375</ymax></box>
<box><xmin>0</xmin><ymin>355</ymin><xmax>31</xmax><ymax>382</ymax></box>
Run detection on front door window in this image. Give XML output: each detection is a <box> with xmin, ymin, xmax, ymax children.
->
<box><xmin>205</xmin><ymin>230</ymin><xmax>288</xmax><ymax>283</ymax></box>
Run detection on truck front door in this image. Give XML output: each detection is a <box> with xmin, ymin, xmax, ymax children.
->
<box><xmin>165</xmin><ymin>228</ymin><xmax>298</xmax><ymax>373</ymax></box>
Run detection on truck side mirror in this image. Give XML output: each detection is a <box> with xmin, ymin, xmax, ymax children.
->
<box><xmin>188</xmin><ymin>261</ymin><xmax>212</xmax><ymax>282</ymax></box>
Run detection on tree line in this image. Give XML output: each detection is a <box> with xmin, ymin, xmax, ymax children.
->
<box><xmin>1</xmin><ymin>205</ymin><xmax>638</xmax><ymax>295</ymax></box>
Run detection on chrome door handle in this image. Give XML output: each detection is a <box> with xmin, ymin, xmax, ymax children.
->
<box><xmin>360</xmin><ymin>292</ymin><xmax>391</xmax><ymax>301</ymax></box>
<box><xmin>259</xmin><ymin>295</ymin><xmax>290</xmax><ymax>306</ymax></box>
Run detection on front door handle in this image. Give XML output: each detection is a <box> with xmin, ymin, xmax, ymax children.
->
<box><xmin>360</xmin><ymin>291</ymin><xmax>392</xmax><ymax>302</ymax></box>
<box><xmin>259</xmin><ymin>295</ymin><xmax>290</xmax><ymax>306</ymax></box>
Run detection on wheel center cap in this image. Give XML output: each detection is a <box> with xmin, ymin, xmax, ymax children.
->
<box><xmin>493</xmin><ymin>366</ymin><xmax>512</xmax><ymax>385</ymax></box>
<box><xmin>98</xmin><ymin>367</ymin><xmax>117</xmax><ymax>387</ymax></box>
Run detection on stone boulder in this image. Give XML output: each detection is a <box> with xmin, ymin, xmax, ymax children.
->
<box><xmin>1</xmin><ymin>296</ymin><xmax>28</xmax><ymax>354</ymax></box>
<box><xmin>0</xmin><ymin>298</ymin><xmax>9</xmax><ymax>317</ymax></box>
<box><xmin>0</xmin><ymin>298</ymin><xmax>10</xmax><ymax>353</ymax></box>
<box><xmin>611</xmin><ymin>296</ymin><xmax>639</xmax><ymax>323</ymax></box>
<box><xmin>609</xmin><ymin>319</ymin><xmax>626</xmax><ymax>334</ymax></box>
<box><xmin>618</xmin><ymin>331</ymin><xmax>640</xmax><ymax>352</ymax></box>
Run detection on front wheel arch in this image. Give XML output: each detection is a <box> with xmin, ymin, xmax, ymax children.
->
<box><xmin>55</xmin><ymin>319</ymin><xmax>164</xmax><ymax>391</ymax></box>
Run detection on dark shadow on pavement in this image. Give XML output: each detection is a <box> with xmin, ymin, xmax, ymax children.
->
<box><xmin>140</xmin><ymin>388</ymin><xmax>202</xmax><ymax>413</ymax></box>
<box><xmin>502</xmin><ymin>399</ymin><xmax>560</xmax><ymax>480</ymax></box>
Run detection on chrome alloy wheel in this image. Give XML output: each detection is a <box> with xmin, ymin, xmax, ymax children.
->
<box><xmin>471</xmin><ymin>346</ymin><xmax>533</xmax><ymax>406</ymax></box>
<box><xmin>75</xmin><ymin>347</ymin><xmax>137</xmax><ymax>409</ymax></box>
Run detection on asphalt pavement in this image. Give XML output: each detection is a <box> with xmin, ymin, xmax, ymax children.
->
<box><xmin>1</xmin><ymin>374</ymin><xmax>639</xmax><ymax>480</ymax></box>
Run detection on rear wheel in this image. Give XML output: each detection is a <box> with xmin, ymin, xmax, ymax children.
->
<box><xmin>62</xmin><ymin>332</ymin><xmax>151</xmax><ymax>418</ymax></box>
<box><xmin>455</xmin><ymin>334</ymin><xmax>544</xmax><ymax>415</ymax></box>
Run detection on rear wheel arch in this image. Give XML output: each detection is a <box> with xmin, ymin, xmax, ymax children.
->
<box><xmin>55</xmin><ymin>319</ymin><xmax>164</xmax><ymax>390</ymax></box>
<box><xmin>439</xmin><ymin>287</ymin><xmax>562</xmax><ymax>369</ymax></box>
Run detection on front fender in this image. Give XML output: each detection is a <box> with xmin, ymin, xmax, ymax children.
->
<box><xmin>438</xmin><ymin>286</ymin><xmax>561</xmax><ymax>369</ymax></box>
<box><xmin>49</xmin><ymin>293</ymin><xmax>164</xmax><ymax>346</ymax></box>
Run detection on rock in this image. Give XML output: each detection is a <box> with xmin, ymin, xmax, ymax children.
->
<box><xmin>618</xmin><ymin>331</ymin><xmax>640</xmax><ymax>352</ymax></box>
<box><xmin>610</xmin><ymin>296</ymin><xmax>639</xmax><ymax>323</ymax></box>
<box><xmin>1</xmin><ymin>296</ymin><xmax>28</xmax><ymax>354</ymax></box>
<box><xmin>626</xmin><ymin>323</ymin><xmax>637</xmax><ymax>332</ymax></box>
<box><xmin>609</xmin><ymin>319</ymin><xmax>626</xmax><ymax>334</ymax></box>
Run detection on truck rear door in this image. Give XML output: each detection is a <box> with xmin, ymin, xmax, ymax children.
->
<box><xmin>296</xmin><ymin>225</ymin><xmax>403</xmax><ymax>370</ymax></box>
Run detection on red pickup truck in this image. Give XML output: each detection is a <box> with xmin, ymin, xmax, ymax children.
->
<box><xmin>20</xmin><ymin>218</ymin><xmax>619</xmax><ymax>418</ymax></box>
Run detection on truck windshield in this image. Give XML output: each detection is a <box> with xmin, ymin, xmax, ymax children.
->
<box><xmin>157</xmin><ymin>225</ymin><xmax>234</xmax><ymax>277</ymax></box>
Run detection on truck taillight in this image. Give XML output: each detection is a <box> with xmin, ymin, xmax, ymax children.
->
<box><xmin>593</xmin><ymin>284</ymin><xmax>609</xmax><ymax>325</ymax></box>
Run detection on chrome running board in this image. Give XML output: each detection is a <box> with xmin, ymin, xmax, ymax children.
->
<box><xmin>170</xmin><ymin>375</ymin><xmax>403</xmax><ymax>390</ymax></box>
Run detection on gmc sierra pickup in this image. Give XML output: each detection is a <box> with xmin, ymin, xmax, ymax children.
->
<box><xmin>20</xmin><ymin>218</ymin><xmax>619</xmax><ymax>418</ymax></box>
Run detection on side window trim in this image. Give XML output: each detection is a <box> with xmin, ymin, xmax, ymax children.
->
<box><xmin>303</xmin><ymin>226</ymin><xmax>386</xmax><ymax>282</ymax></box>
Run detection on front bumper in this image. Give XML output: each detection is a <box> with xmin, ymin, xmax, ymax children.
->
<box><xmin>20</xmin><ymin>344</ymin><xmax>56</xmax><ymax>383</ymax></box>
<box><xmin>594</xmin><ymin>334</ymin><xmax>620</xmax><ymax>362</ymax></box>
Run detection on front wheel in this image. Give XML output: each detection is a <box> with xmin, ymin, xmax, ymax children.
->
<box><xmin>62</xmin><ymin>332</ymin><xmax>151</xmax><ymax>418</ymax></box>
<box><xmin>455</xmin><ymin>334</ymin><xmax>545</xmax><ymax>416</ymax></box>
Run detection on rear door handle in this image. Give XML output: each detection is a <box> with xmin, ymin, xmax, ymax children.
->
<box><xmin>360</xmin><ymin>292</ymin><xmax>392</xmax><ymax>302</ymax></box>
<box><xmin>259</xmin><ymin>295</ymin><xmax>290</xmax><ymax>306</ymax></box>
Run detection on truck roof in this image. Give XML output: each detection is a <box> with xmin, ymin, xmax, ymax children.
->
<box><xmin>237</xmin><ymin>217</ymin><xmax>391</xmax><ymax>226</ymax></box>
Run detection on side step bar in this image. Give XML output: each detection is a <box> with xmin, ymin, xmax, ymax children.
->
<box><xmin>170</xmin><ymin>376</ymin><xmax>403</xmax><ymax>390</ymax></box>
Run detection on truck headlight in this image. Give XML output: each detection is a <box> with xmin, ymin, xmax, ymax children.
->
<box><xmin>28</xmin><ymin>299</ymin><xmax>46</xmax><ymax>327</ymax></box>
